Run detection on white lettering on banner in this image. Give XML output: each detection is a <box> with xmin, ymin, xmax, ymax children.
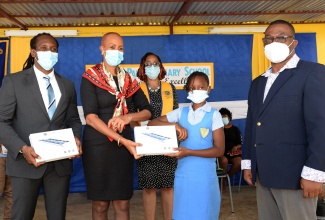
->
<box><xmin>86</xmin><ymin>62</ymin><xmax>214</xmax><ymax>90</ymax></box>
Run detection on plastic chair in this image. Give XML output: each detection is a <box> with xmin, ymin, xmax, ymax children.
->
<box><xmin>217</xmin><ymin>159</ymin><xmax>234</xmax><ymax>213</ymax></box>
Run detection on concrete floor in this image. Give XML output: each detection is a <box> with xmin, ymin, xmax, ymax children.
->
<box><xmin>0</xmin><ymin>185</ymin><xmax>258</xmax><ymax>220</ymax></box>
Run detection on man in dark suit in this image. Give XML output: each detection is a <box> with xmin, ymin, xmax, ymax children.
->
<box><xmin>0</xmin><ymin>33</ymin><xmax>82</xmax><ymax>220</ymax></box>
<box><xmin>242</xmin><ymin>20</ymin><xmax>325</xmax><ymax>220</ymax></box>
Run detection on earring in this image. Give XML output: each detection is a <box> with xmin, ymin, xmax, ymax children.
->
<box><xmin>101</xmin><ymin>51</ymin><xmax>104</xmax><ymax>55</ymax></box>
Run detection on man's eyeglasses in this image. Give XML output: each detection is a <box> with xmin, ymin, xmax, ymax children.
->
<box><xmin>262</xmin><ymin>36</ymin><xmax>294</xmax><ymax>44</ymax></box>
<box><xmin>144</xmin><ymin>62</ymin><xmax>160</xmax><ymax>67</ymax></box>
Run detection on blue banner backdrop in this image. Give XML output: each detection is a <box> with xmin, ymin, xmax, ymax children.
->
<box><xmin>54</xmin><ymin>34</ymin><xmax>254</xmax><ymax>192</ymax></box>
<box><xmin>0</xmin><ymin>40</ymin><xmax>9</xmax><ymax>87</ymax></box>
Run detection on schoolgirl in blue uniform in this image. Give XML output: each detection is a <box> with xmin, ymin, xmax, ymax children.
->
<box><xmin>148</xmin><ymin>71</ymin><xmax>225</xmax><ymax>220</ymax></box>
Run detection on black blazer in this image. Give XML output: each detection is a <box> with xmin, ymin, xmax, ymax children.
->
<box><xmin>0</xmin><ymin>67</ymin><xmax>82</xmax><ymax>179</ymax></box>
<box><xmin>242</xmin><ymin>60</ymin><xmax>325</xmax><ymax>189</ymax></box>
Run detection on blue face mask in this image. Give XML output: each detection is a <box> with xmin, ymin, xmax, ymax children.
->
<box><xmin>35</xmin><ymin>51</ymin><xmax>58</xmax><ymax>71</ymax></box>
<box><xmin>222</xmin><ymin>117</ymin><xmax>229</xmax><ymax>125</ymax></box>
<box><xmin>105</xmin><ymin>50</ymin><xmax>124</xmax><ymax>67</ymax></box>
<box><xmin>145</xmin><ymin>66</ymin><xmax>160</xmax><ymax>80</ymax></box>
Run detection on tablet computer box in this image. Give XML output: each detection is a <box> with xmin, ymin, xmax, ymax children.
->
<box><xmin>134</xmin><ymin>125</ymin><xmax>178</xmax><ymax>156</ymax></box>
<box><xmin>29</xmin><ymin>128</ymin><xmax>78</xmax><ymax>163</ymax></box>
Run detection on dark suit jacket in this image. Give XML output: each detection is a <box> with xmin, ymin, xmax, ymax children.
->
<box><xmin>0</xmin><ymin>67</ymin><xmax>82</xmax><ymax>179</ymax></box>
<box><xmin>242</xmin><ymin>60</ymin><xmax>325</xmax><ymax>189</ymax></box>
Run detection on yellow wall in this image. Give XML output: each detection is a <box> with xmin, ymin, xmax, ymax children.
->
<box><xmin>10</xmin><ymin>38</ymin><xmax>31</xmax><ymax>73</ymax></box>
<box><xmin>1</xmin><ymin>24</ymin><xmax>325</xmax><ymax>75</ymax></box>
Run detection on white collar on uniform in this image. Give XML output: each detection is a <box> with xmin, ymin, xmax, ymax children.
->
<box><xmin>190</xmin><ymin>102</ymin><xmax>212</xmax><ymax>113</ymax></box>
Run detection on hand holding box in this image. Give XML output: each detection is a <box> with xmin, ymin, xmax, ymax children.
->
<box><xmin>134</xmin><ymin>125</ymin><xmax>178</xmax><ymax>156</ymax></box>
<box><xmin>29</xmin><ymin>128</ymin><xmax>78</xmax><ymax>163</ymax></box>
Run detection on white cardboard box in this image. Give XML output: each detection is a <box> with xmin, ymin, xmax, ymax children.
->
<box><xmin>29</xmin><ymin>128</ymin><xmax>78</xmax><ymax>163</ymax></box>
<box><xmin>134</xmin><ymin>125</ymin><xmax>178</xmax><ymax>156</ymax></box>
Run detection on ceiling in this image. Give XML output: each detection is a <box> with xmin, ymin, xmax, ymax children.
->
<box><xmin>1</xmin><ymin>0</ymin><xmax>325</xmax><ymax>31</ymax></box>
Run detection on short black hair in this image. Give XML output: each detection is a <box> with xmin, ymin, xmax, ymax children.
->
<box><xmin>266</xmin><ymin>20</ymin><xmax>295</xmax><ymax>36</ymax></box>
<box><xmin>30</xmin><ymin>32</ymin><xmax>59</xmax><ymax>50</ymax></box>
<box><xmin>219</xmin><ymin>107</ymin><xmax>232</xmax><ymax>121</ymax></box>
<box><xmin>184</xmin><ymin>71</ymin><xmax>209</xmax><ymax>92</ymax></box>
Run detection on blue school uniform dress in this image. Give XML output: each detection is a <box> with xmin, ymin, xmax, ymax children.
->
<box><xmin>172</xmin><ymin>106</ymin><xmax>220</xmax><ymax>220</ymax></box>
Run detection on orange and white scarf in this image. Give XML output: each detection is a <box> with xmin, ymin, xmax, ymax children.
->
<box><xmin>82</xmin><ymin>63</ymin><xmax>139</xmax><ymax>139</ymax></box>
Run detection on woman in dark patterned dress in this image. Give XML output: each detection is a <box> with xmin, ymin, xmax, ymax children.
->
<box><xmin>80</xmin><ymin>32</ymin><xmax>153</xmax><ymax>220</ymax></box>
<box><xmin>135</xmin><ymin>52</ymin><xmax>179</xmax><ymax>220</ymax></box>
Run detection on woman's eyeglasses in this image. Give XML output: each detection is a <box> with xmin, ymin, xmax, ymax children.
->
<box><xmin>144</xmin><ymin>62</ymin><xmax>160</xmax><ymax>67</ymax></box>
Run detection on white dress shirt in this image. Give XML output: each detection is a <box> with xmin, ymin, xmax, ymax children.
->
<box><xmin>33</xmin><ymin>66</ymin><xmax>61</xmax><ymax>112</ymax></box>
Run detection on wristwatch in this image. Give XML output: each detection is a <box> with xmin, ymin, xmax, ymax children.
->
<box><xmin>19</xmin><ymin>145</ymin><xmax>28</xmax><ymax>154</ymax></box>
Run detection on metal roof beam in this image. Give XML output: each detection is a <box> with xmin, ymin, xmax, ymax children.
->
<box><xmin>188</xmin><ymin>11</ymin><xmax>325</xmax><ymax>16</ymax></box>
<box><xmin>13</xmin><ymin>13</ymin><xmax>174</xmax><ymax>18</ymax></box>
<box><xmin>0</xmin><ymin>0</ymin><xmax>286</xmax><ymax>3</ymax></box>
<box><xmin>8</xmin><ymin>10</ymin><xmax>325</xmax><ymax>19</ymax></box>
<box><xmin>0</xmin><ymin>0</ymin><xmax>188</xmax><ymax>3</ymax></box>
<box><xmin>168</xmin><ymin>0</ymin><xmax>194</xmax><ymax>34</ymax></box>
<box><xmin>171</xmin><ymin>0</ymin><xmax>193</xmax><ymax>24</ymax></box>
<box><xmin>0</xmin><ymin>6</ymin><xmax>27</xmax><ymax>30</ymax></box>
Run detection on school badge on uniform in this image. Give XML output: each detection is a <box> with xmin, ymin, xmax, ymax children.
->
<box><xmin>200</xmin><ymin>128</ymin><xmax>209</xmax><ymax>138</ymax></box>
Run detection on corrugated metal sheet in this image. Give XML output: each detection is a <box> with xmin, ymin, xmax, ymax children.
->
<box><xmin>187</xmin><ymin>1</ymin><xmax>299</xmax><ymax>14</ymax></box>
<box><xmin>1</xmin><ymin>0</ymin><xmax>325</xmax><ymax>28</ymax></box>
<box><xmin>13</xmin><ymin>16</ymin><xmax>174</xmax><ymax>26</ymax></box>
<box><xmin>0</xmin><ymin>2</ymin><xmax>182</xmax><ymax>15</ymax></box>
<box><xmin>0</xmin><ymin>18</ymin><xmax>12</xmax><ymax>27</ymax></box>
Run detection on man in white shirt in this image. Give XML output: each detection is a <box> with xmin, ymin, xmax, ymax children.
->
<box><xmin>0</xmin><ymin>33</ymin><xmax>82</xmax><ymax>220</ymax></box>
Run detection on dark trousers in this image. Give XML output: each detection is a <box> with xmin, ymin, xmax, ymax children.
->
<box><xmin>11</xmin><ymin>162</ymin><xmax>70</xmax><ymax>220</ymax></box>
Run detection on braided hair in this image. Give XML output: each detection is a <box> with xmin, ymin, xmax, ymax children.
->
<box><xmin>183</xmin><ymin>71</ymin><xmax>209</xmax><ymax>92</ymax></box>
<box><xmin>22</xmin><ymin>33</ymin><xmax>59</xmax><ymax>70</ymax></box>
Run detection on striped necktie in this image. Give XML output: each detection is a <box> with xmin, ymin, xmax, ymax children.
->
<box><xmin>43</xmin><ymin>76</ymin><xmax>56</xmax><ymax>119</ymax></box>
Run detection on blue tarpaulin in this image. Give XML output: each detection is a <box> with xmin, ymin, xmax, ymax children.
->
<box><xmin>0</xmin><ymin>39</ymin><xmax>9</xmax><ymax>87</ymax></box>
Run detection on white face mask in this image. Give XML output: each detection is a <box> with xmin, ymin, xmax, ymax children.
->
<box><xmin>187</xmin><ymin>90</ymin><xmax>209</xmax><ymax>104</ymax></box>
<box><xmin>264</xmin><ymin>40</ymin><xmax>294</xmax><ymax>64</ymax></box>
<box><xmin>35</xmin><ymin>51</ymin><xmax>58</xmax><ymax>71</ymax></box>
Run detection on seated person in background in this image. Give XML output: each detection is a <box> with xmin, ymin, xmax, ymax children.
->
<box><xmin>0</xmin><ymin>144</ymin><xmax>12</xmax><ymax>220</ymax></box>
<box><xmin>218</xmin><ymin>108</ymin><xmax>242</xmax><ymax>190</ymax></box>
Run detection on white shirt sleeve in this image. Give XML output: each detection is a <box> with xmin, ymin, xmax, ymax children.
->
<box><xmin>301</xmin><ymin>166</ymin><xmax>325</xmax><ymax>183</ymax></box>
<box><xmin>241</xmin><ymin>159</ymin><xmax>251</xmax><ymax>170</ymax></box>
<box><xmin>166</xmin><ymin>107</ymin><xmax>182</xmax><ymax>123</ymax></box>
<box><xmin>240</xmin><ymin>161</ymin><xmax>325</xmax><ymax>183</ymax></box>
<box><xmin>212</xmin><ymin>110</ymin><xmax>224</xmax><ymax>131</ymax></box>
